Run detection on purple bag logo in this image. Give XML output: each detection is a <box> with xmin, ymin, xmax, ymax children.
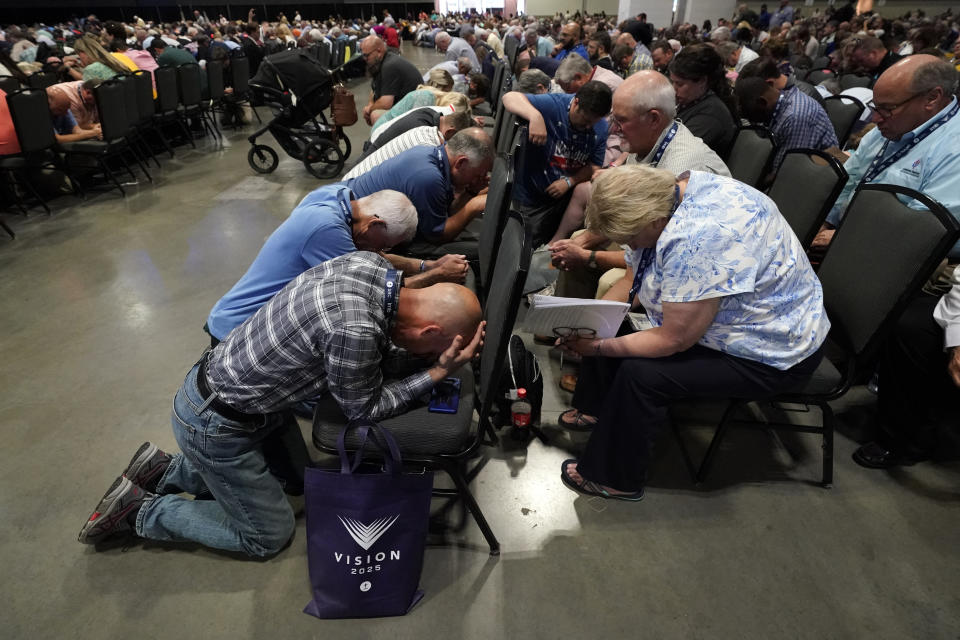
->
<box><xmin>338</xmin><ymin>515</ymin><xmax>399</xmax><ymax>551</ymax></box>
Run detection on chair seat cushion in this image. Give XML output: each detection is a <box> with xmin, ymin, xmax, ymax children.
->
<box><xmin>312</xmin><ymin>364</ymin><xmax>476</xmax><ymax>457</ymax></box>
<box><xmin>787</xmin><ymin>355</ymin><xmax>842</xmax><ymax>396</ymax></box>
<box><xmin>464</xmin><ymin>268</ymin><xmax>477</xmax><ymax>294</ymax></box>
<box><xmin>58</xmin><ymin>139</ymin><xmax>124</xmax><ymax>154</ymax></box>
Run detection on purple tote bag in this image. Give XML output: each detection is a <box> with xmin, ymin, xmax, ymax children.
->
<box><xmin>303</xmin><ymin>419</ymin><xmax>433</xmax><ymax>619</ymax></box>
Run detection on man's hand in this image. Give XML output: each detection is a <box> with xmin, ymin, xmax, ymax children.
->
<box><xmin>949</xmin><ymin>347</ymin><xmax>960</xmax><ymax>388</ymax></box>
<box><xmin>435</xmin><ymin>321</ymin><xmax>486</xmax><ymax>374</ymax></box>
<box><xmin>810</xmin><ymin>227</ymin><xmax>835</xmax><ymax>250</ymax></box>
<box><xmin>474</xmin><ymin>116</ymin><xmax>484</xmax><ymax>127</ymax></box>
<box><xmin>545</xmin><ymin>178</ymin><xmax>571</xmax><ymax>199</ymax></box>
<box><xmin>528</xmin><ymin>113</ymin><xmax>548</xmax><ymax>145</ymax></box>
<box><xmin>427</xmin><ymin>254</ymin><xmax>470</xmax><ymax>283</ymax></box>
<box><xmin>552</xmin><ymin>43</ymin><xmax>564</xmax><ymax>56</ymax></box>
<box><xmin>362</xmin><ymin>104</ymin><xmax>373</xmax><ymax>125</ymax></box>
<box><xmin>549</xmin><ymin>239</ymin><xmax>589</xmax><ymax>270</ymax></box>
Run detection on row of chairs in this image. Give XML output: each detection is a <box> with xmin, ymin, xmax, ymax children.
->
<box><xmin>311</xmin><ymin>126</ymin><xmax>533</xmax><ymax>556</ymax></box>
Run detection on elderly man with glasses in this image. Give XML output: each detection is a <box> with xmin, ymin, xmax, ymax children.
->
<box><xmin>811</xmin><ymin>55</ymin><xmax>960</xmax><ymax>256</ymax></box>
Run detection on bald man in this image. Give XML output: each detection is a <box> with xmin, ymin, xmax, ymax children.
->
<box><xmin>553</xmin><ymin>22</ymin><xmax>589</xmax><ymax>61</ymax></box>
<box><xmin>360</xmin><ymin>35</ymin><xmax>422</xmax><ymax>125</ymax></box>
<box><xmin>80</xmin><ymin>252</ymin><xmax>483</xmax><ymax>557</ymax></box>
<box><xmin>812</xmin><ymin>55</ymin><xmax>960</xmax><ymax>257</ymax></box>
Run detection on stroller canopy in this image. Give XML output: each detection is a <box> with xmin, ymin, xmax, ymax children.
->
<box><xmin>251</xmin><ymin>48</ymin><xmax>335</xmax><ymax>125</ymax></box>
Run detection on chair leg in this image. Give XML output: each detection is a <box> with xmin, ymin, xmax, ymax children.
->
<box><xmin>445</xmin><ymin>460</ymin><xmax>500</xmax><ymax>556</ymax></box>
<box><xmin>16</xmin><ymin>169</ymin><xmax>51</xmax><ymax>215</ymax></box>
<box><xmin>669</xmin><ymin>417</ymin><xmax>701</xmax><ymax>484</ymax></box>
<box><xmin>128</xmin><ymin>145</ymin><xmax>153</xmax><ymax>182</ymax></box>
<box><xmin>695</xmin><ymin>400</ymin><xmax>741</xmax><ymax>484</ymax></box>
<box><xmin>98</xmin><ymin>157</ymin><xmax>126</xmax><ymax>197</ymax></box>
<box><xmin>820</xmin><ymin>402</ymin><xmax>834</xmax><ymax>488</ymax></box>
<box><xmin>0</xmin><ymin>217</ymin><xmax>14</xmax><ymax>239</ymax></box>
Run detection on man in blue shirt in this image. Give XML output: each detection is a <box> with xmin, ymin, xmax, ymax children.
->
<box><xmin>206</xmin><ymin>185</ymin><xmax>468</xmax><ymax>343</ymax></box>
<box><xmin>345</xmin><ymin>127</ymin><xmax>493</xmax><ymax>257</ymax></box>
<box><xmin>553</xmin><ymin>22</ymin><xmax>589</xmax><ymax>61</ymax></box>
<box><xmin>502</xmin><ymin>81</ymin><xmax>611</xmax><ymax>245</ymax></box>
<box><xmin>812</xmin><ymin>56</ymin><xmax>960</xmax><ymax>258</ymax></box>
<box><xmin>736</xmin><ymin>74</ymin><xmax>838</xmax><ymax>175</ymax></box>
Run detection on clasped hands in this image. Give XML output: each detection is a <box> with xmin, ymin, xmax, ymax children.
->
<box><xmin>548</xmin><ymin>238</ymin><xmax>589</xmax><ymax>271</ymax></box>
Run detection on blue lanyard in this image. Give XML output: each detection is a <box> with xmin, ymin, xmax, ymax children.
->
<box><xmin>860</xmin><ymin>99</ymin><xmax>959</xmax><ymax>186</ymax></box>
<box><xmin>650</xmin><ymin>122</ymin><xmax>679</xmax><ymax>167</ymax></box>
<box><xmin>770</xmin><ymin>92</ymin><xmax>786</xmax><ymax>128</ymax></box>
<box><xmin>628</xmin><ymin>184</ymin><xmax>681</xmax><ymax>301</ymax></box>
<box><xmin>339</xmin><ymin>189</ymin><xmax>353</xmax><ymax>225</ymax></box>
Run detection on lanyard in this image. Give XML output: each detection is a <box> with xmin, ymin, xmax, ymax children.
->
<box><xmin>628</xmin><ymin>185</ymin><xmax>682</xmax><ymax>301</ymax></box>
<box><xmin>769</xmin><ymin>92</ymin><xmax>786</xmax><ymax>128</ymax></box>
<box><xmin>860</xmin><ymin>99</ymin><xmax>959</xmax><ymax>186</ymax></box>
<box><xmin>650</xmin><ymin>122</ymin><xmax>679</xmax><ymax>167</ymax></box>
<box><xmin>338</xmin><ymin>189</ymin><xmax>353</xmax><ymax>225</ymax></box>
<box><xmin>383</xmin><ymin>269</ymin><xmax>402</xmax><ymax>319</ymax></box>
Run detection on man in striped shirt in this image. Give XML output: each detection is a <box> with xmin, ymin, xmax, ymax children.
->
<box><xmin>79</xmin><ymin>252</ymin><xmax>483</xmax><ymax>557</ymax></box>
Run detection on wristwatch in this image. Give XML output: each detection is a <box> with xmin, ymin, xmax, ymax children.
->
<box><xmin>588</xmin><ymin>250</ymin><xmax>598</xmax><ymax>269</ymax></box>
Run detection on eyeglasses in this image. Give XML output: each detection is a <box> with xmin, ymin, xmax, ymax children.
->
<box><xmin>867</xmin><ymin>91</ymin><xmax>928</xmax><ymax>119</ymax></box>
<box><xmin>553</xmin><ymin>327</ymin><xmax>597</xmax><ymax>369</ymax></box>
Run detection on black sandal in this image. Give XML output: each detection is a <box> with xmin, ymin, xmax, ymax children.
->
<box><xmin>557</xmin><ymin>408</ymin><xmax>597</xmax><ymax>431</ymax></box>
<box><xmin>559</xmin><ymin>460</ymin><xmax>644</xmax><ymax>502</ymax></box>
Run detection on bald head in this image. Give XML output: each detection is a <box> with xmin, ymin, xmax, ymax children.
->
<box><xmin>617</xmin><ymin>70</ymin><xmax>677</xmax><ymax>120</ymax></box>
<box><xmin>870</xmin><ymin>54</ymin><xmax>957</xmax><ymax>141</ymax></box>
<box><xmin>392</xmin><ymin>283</ymin><xmax>482</xmax><ymax>359</ymax></box>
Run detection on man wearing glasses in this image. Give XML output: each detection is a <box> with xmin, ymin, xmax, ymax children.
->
<box><xmin>811</xmin><ymin>55</ymin><xmax>960</xmax><ymax>256</ymax></box>
<box><xmin>360</xmin><ymin>35</ymin><xmax>422</xmax><ymax>126</ymax></box>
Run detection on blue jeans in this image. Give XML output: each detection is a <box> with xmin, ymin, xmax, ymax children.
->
<box><xmin>136</xmin><ymin>364</ymin><xmax>296</xmax><ymax>557</ymax></box>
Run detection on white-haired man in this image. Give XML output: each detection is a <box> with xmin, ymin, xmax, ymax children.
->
<box><xmin>205</xmin><ymin>186</ymin><xmax>467</xmax><ymax>345</ymax></box>
<box><xmin>435</xmin><ymin>31</ymin><xmax>481</xmax><ymax>73</ymax></box>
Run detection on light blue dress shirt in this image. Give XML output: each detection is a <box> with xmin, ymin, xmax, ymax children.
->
<box><xmin>629</xmin><ymin>171</ymin><xmax>830</xmax><ymax>370</ymax></box>
<box><xmin>827</xmin><ymin>97</ymin><xmax>960</xmax><ymax>258</ymax></box>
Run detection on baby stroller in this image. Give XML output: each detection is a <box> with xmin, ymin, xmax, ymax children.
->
<box><xmin>247</xmin><ymin>48</ymin><xmax>353</xmax><ymax>179</ymax></box>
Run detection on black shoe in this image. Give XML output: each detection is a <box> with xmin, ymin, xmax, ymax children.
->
<box><xmin>852</xmin><ymin>442</ymin><xmax>925</xmax><ymax>469</ymax></box>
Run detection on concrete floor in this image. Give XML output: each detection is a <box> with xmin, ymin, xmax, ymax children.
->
<box><xmin>2</xmin><ymin>47</ymin><xmax>959</xmax><ymax>639</ymax></box>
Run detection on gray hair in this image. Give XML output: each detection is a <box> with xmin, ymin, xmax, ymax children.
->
<box><xmin>516</xmin><ymin>69</ymin><xmax>551</xmax><ymax>93</ymax></box>
<box><xmin>911</xmin><ymin>57</ymin><xmax>959</xmax><ymax>95</ymax></box>
<box><xmin>710</xmin><ymin>26</ymin><xmax>732</xmax><ymax>43</ymax></box>
<box><xmin>619</xmin><ymin>71</ymin><xmax>677</xmax><ymax>120</ymax></box>
<box><xmin>446</xmin><ymin>127</ymin><xmax>494</xmax><ymax>166</ymax></box>
<box><xmin>555</xmin><ymin>53</ymin><xmax>592</xmax><ymax>83</ymax></box>
<box><xmin>460</xmin><ymin>25</ymin><xmax>475</xmax><ymax>37</ymax></box>
<box><xmin>441</xmin><ymin>108</ymin><xmax>474</xmax><ymax>132</ymax></box>
<box><xmin>357</xmin><ymin>190</ymin><xmax>418</xmax><ymax>245</ymax></box>
<box><xmin>716</xmin><ymin>41</ymin><xmax>739</xmax><ymax>60</ymax></box>
<box><xmin>308</xmin><ymin>29</ymin><xmax>325</xmax><ymax>42</ymax></box>
<box><xmin>457</xmin><ymin>56</ymin><xmax>472</xmax><ymax>71</ymax></box>
<box><xmin>435</xmin><ymin>32</ymin><xmax>452</xmax><ymax>45</ymax></box>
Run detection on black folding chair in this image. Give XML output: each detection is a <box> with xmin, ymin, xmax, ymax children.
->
<box><xmin>674</xmin><ymin>185</ymin><xmax>960</xmax><ymax>488</ymax></box>
<box><xmin>228</xmin><ymin>56</ymin><xmax>261</xmax><ymax>125</ymax></box>
<box><xmin>823</xmin><ymin>94</ymin><xmax>865</xmax><ymax>147</ymax></box>
<box><xmin>154</xmin><ymin>66</ymin><xmax>193</xmax><ymax>148</ymax></box>
<box><xmin>0</xmin><ymin>77</ymin><xmax>21</xmax><ymax>94</ymax></box>
<box><xmin>804</xmin><ymin>68</ymin><xmax>833</xmax><ymax>85</ymax></box>
<box><xmin>313</xmin><ymin>211</ymin><xmax>533</xmax><ymax>556</ymax></box>
<box><xmin>767</xmin><ymin>149</ymin><xmax>848</xmax><ymax>248</ymax></box>
<box><xmin>476</xmin><ymin>155</ymin><xmax>516</xmax><ymax>302</ymax></box>
<box><xmin>725</xmin><ymin>125</ymin><xmax>776</xmax><ymax>188</ymax></box>
<box><xmin>117</xmin><ymin>75</ymin><xmax>153</xmax><ymax>180</ymax></box>
<box><xmin>204</xmin><ymin>60</ymin><xmax>226</xmax><ymax>141</ymax></box>
<box><xmin>838</xmin><ymin>73</ymin><xmax>872</xmax><ymax>90</ymax></box>
<box><xmin>26</xmin><ymin>72</ymin><xmax>58</xmax><ymax>89</ymax></box>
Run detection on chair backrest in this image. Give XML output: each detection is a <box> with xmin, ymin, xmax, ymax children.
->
<box><xmin>804</xmin><ymin>68</ymin><xmax>832</xmax><ymax>85</ymax></box>
<box><xmin>477</xmin><ymin>211</ymin><xmax>532</xmax><ymax>423</ymax></box>
<box><xmin>231</xmin><ymin>56</ymin><xmax>250</xmax><ymax>94</ymax></box>
<box><xmin>819</xmin><ymin>184</ymin><xmax>960</xmax><ymax>358</ymax></box>
<box><xmin>26</xmin><ymin>72</ymin><xmax>57</xmax><ymax>89</ymax></box>
<box><xmin>495</xmin><ymin>109</ymin><xmax>519</xmax><ymax>156</ymax></box>
<box><xmin>767</xmin><ymin>149</ymin><xmax>848</xmax><ymax>248</ymax></box>
<box><xmin>154</xmin><ymin>66</ymin><xmax>179</xmax><ymax>113</ymax></box>
<box><xmin>489</xmin><ymin>59</ymin><xmax>505</xmax><ymax>111</ymax></box>
<box><xmin>725</xmin><ymin>125</ymin><xmax>775</xmax><ymax>188</ymax></box>
<box><xmin>838</xmin><ymin>73</ymin><xmax>872</xmax><ymax>90</ymax></box>
<box><xmin>0</xmin><ymin>76</ymin><xmax>20</xmax><ymax>94</ymax></box>
<box><xmin>314</xmin><ymin>42</ymin><xmax>331</xmax><ymax>69</ymax></box>
<box><xmin>132</xmin><ymin>70</ymin><xmax>154</xmax><ymax>123</ymax></box>
<box><xmin>812</xmin><ymin>56</ymin><xmax>831</xmax><ymax>69</ymax></box>
<box><xmin>177</xmin><ymin>63</ymin><xmax>202</xmax><ymax>107</ymax></box>
<box><xmin>94</xmin><ymin>79</ymin><xmax>129</xmax><ymax>141</ymax></box>
<box><xmin>6</xmin><ymin>88</ymin><xmax>55</xmax><ymax>153</ymax></box>
<box><xmin>504</xmin><ymin>35</ymin><xmax>519</xmax><ymax>71</ymax></box>
<box><xmin>823</xmin><ymin>94</ymin><xmax>864</xmax><ymax>147</ymax></box>
<box><xmin>206</xmin><ymin>60</ymin><xmax>225</xmax><ymax>101</ymax></box>
<box><xmin>477</xmin><ymin>155</ymin><xmax>516</xmax><ymax>295</ymax></box>
<box><xmin>509</xmin><ymin>123</ymin><xmax>528</xmax><ymax>160</ymax></box>
<box><xmin>118</xmin><ymin>74</ymin><xmax>139</xmax><ymax>129</ymax></box>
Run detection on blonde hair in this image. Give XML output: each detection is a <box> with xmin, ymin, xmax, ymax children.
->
<box><xmin>73</xmin><ymin>34</ymin><xmax>129</xmax><ymax>75</ymax></box>
<box><xmin>585</xmin><ymin>165</ymin><xmax>676</xmax><ymax>244</ymax></box>
<box><xmin>423</xmin><ymin>68</ymin><xmax>454</xmax><ymax>91</ymax></box>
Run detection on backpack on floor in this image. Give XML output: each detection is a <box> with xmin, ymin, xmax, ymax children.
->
<box><xmin>493</xmin><ymin>335</ymin><xmax>543</xmax><ymax>427</ymax></box>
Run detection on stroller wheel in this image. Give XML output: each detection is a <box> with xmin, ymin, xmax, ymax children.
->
<box><xmin>248</xmin><ymin>144</ymin><xmax>279</xmax><ymax>173</ymax></box>
<box><xmin>302</xmin><ymin>138</ymin><xmax>344</xmax><ymax>180</ymax></box>
<box><xmin>335</xmin><ymin>129</ymin><xmax>352</xmax><ymax>160</ymax></box>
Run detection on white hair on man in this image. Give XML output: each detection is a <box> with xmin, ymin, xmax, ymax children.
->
<box><xmin>619</xmin><ymin>70</ymin><xmax>678</xmax><ymax>120</ymax></box>
<box><xmin>435</xmin><ymin>31</ymin><xmax>452</xmax><ymax>45</ymax></box>
<box><xmin>308</xmin><ymin>28</ymin><xmax>325</xmax><ymax>42</ymax></box>
<box><xmin>555</xmin><ymin>52</ymin><xmax>592</xmax><ymax>84</ymax></box>
<box><xmin>356</xmin><ymin>190</ymin><xmax>418</xmax><ymax>245</ymax></box>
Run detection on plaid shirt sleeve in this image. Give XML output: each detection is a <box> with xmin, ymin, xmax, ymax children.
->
<box><xmin>323</xmin><ymin>324</ymin><xmax>434</xmax><ymax>421</ymax></box>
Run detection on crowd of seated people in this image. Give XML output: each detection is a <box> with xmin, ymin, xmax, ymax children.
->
<box><xmin>2</xmin><ymin>4</ymin><xmax>958</xmax><ymax>557</ymax></box>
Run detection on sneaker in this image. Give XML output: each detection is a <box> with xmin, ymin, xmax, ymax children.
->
<box><xmin>122</xmin><ymin>442</ymin><xmax>171</xmax><ymax>493</ymax></box>
<box><xmin>78</xmin><ymin>476</ymin><xmax>152</xmax><ymax>545</ymax></box>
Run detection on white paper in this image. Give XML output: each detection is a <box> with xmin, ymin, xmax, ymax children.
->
<box><xmin>523</xmin><ymin>295</ymin><xmax>630</xmax><ymax>339</ymax></box>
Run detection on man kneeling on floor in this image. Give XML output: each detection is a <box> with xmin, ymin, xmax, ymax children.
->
<box><xmin>79</xmin><ymin>252</ymin><xmax>483</xmax><ymax>557</ymax></box>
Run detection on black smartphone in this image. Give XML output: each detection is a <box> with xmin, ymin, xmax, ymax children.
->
<box><xmin>428</xmin><ymin>377</ymin><xmax>461</xmax><ymax>414</ymax></box>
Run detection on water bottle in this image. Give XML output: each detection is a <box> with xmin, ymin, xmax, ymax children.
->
<box><xmin>510</xmin><ymin>388</ymin><xmax>532</xmax><ymax>441</ymax></box>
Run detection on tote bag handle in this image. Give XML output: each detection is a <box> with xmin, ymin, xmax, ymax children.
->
<box><xmin>337</xmin><ymin>418</ymin><xmax>404</xmax><ymax>476</ymax></box>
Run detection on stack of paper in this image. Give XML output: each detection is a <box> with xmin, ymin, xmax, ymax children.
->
<box><xmin>523</xmin><ymin>295</ymin><xmax>631</xmax><ymax>339</ymax></box>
